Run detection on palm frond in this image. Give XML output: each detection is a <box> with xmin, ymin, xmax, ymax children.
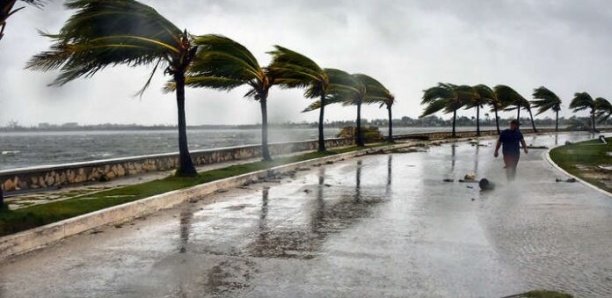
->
<box><xmin>531</xmin><ymin>86</ymin><xmax>561</xmax><ymax>115</ymax></box>
<box><xmin>569</xmin><ymin>92</ymin><xmax>594</xmax><ymax>112</ymax></box>
<box><xmin>267</xmin><ymin>45</ymin><xmax>327</xmax><ymax>98</ymax></box>
<box><xmin>420</xmin><ymin>98</ymin><xmax>449</xmax><ymax>118</ymax></box>
<box><xmin>26</xmin><ymin>0</ymin><xmax>184</xmax><ymax>87</ymax></box>
<box><xmin>595</xmin><ymin>97</ymin><xmax>611</xmax><ymax>122</ymax></box>
<box><xmin>494</xmin><ymin>85</ymin><xmax>528</xmax><ymax>110</ymax></box>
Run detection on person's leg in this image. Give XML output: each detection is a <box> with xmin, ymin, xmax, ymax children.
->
<box><xmin>509</xmin><ymin>155</ymin><xmax>519</xmax><ymax>180</ymax></box>
<box><xmin>504</xmin><ymin>154</ymin><xmax>519</xmax><ymax>181</ymax></box>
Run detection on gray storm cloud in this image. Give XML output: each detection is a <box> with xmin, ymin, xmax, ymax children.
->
<box><xmin>0</xmin><ymin>0</ymin><xmax>610</xmax><ymax>126</ymax></box>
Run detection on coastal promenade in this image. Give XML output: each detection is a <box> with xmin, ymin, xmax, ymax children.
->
<box><xmin>0</xmin><ymin>132</ymin><xmax>610</xmax><ymax>297</ymax></box>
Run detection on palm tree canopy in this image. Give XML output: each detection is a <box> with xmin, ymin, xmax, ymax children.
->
<box><xmin>569</xmin><ymin>92</ymin><xmax>595</xmax><ymax>112</ymax></box>
<box><xmin>180</xmin><ymin>34</ymin><xmax>270</xmax><ymax>100</ymax></box>
<box><xmin>531</xmin><ymin>86</ymin><xmax>562</xmax><ymax>115</ymax></box>
<box><xmin>494</xmin><ymin>85</ymin><xmax>530</xmax><ymax>111</ymax></box>
<box><xmin>595</xmin><ymin>97</ymin><xmax>611</xmax><ymax>121</ymax></box>
<box><xmin>302</xmin><ymin>68</ymin><xmax>361</xmax><ymax>112</ymax></box>
<box><xmin>420</xmin><ymin>83</ymin><xmax>465</xmax><ymax>117</ymax></box>
<box><xmin>353</xmin><ymin>74</ymin><xmax>393</xmax><ymax>105</ymax></box>
<box><xmin>473</xmin><ymin>84</ymin><xmax>502</xmax><ymax>108</ymax></box>
<box><xmin>26</xmin><ymin>0</ymin><xmax>189</xmax><ymax>90</ymax></box>
<box><xmin>267</xmin><ymin>45</ymin><xmax>329</xmax><ymax>99</ymax></box>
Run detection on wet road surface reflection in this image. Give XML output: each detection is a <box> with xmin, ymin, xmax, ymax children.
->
<box><xmin>0</xmin><ymin>132</ymin><xmax>611</xmax><ymax>297</ymax></box>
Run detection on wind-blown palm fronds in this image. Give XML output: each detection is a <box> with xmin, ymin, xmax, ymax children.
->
<box><xmin>459</xmin><ymin>85</ymin><xmax>483</xmax><ymax>136</ymax></box>
<box><xmin>473</xmin><ymin>84</ymin><xmax>501</xmax><ymax>134</ymax></box>
<box><xmin>354</xmin><ymin>74</ymin><xmax>394</xmax><ymax>142</ymax></box>
<box><xmin>1</xmin><ymin>0</ymin><xmax>44</xmax><ymax>42</ymax></box>
<box><xmin>26</xmin><ymin>0</ymin><xmax>198</xmax><ymax>176</ymax></box>
<box><xmin>570</xmin><ymin>92</ymin><xmax>597</xmax><ymax>132</ymax></box>
<box><xmin>594</xmin><ymin>97</ymin><xmax>611</xmax><ymax>124</ymax></box>
<box><xmin>495</xmin><ymin>85</ymin><xmax>537</xmax><ymax>132</ymax></box>
<box><xmin>268</xmin><ymin>46</ymin><xmax>331</xmax><ymax>151</ymax></box>
<box><xmin>180</xmin><ymin>34</ymin><xmax>275</xmax><ymax>161</ymax></box>
<box><xmin>421</xmin><ymin>83</ymin><xmax>465</xmax><ymax>137</ymax></box>
<box><xmin>532</xmin><ymin>86</ymin><xmax>562</xmax><ymax>131</ymax></box>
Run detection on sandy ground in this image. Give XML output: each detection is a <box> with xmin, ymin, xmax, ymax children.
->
<box><xmin>0</xmin><ymin>132</ymin><xmax>611</xmax><ymax>297</ymax></box>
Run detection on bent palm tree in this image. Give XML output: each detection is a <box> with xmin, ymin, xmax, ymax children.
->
<box><xmin>180</xmin><ymin>34</ymin><xmax>275</xmax><ymax>161</ymax></box>
<box><xmin>268</xmin><ymin>46</ymin><xmax>331</xmax><ymax>152</ymax></box>
<box><xmin>570</xmin><ymin>92</ymin><xmax>597</xmax><ymax>132</ymax></box>
<box><xmin>354</xmin><ymin>75</ymin><xmax>394</xmax><ymax>143</ymax></box>
<box><xmin>495</xmin><ymin>85</ymin><xmax>537</xmax><ymax>132</ymax></box>
<box><xmin>421</xmin><ymin>83</ymin><xmax>465</xmax><ymax>137</ymax></box>
<box><xmin>473</xmin><ymin>84</ymin><xmax>501</xmax><ymax>134</ymax></box>
<box><xmin>26</xmin><ymin>0</ymin><xmax>198</xmax><ymax>176</ymax></box>
<box><xmin>462</xmin><ymin>86</ymin><xmax>484</xmax><ymax>136</ymax></box>
<box><xmin>595</xmin><ymin>97</ymin><xmax>611</xmax><ymax>124</ymax></box>
<box><xmin>532</xmin><ymin>86</ymin><xmax>562</xmax><ymax>131</ymax></box>
<box><xmin>1</xmin><ymin>0</ymin><xmax>44</xmax><ymax>42</ymax></box>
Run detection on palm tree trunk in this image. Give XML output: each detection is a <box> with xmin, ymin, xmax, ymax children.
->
<box><xmin>494</xmin><ymin>106</ymin><xmax>500</xmax><ymax>135</ymax></box>
<box><xmin>517</xmin><ymin>106</ymin><xmax>520</xmax><ymax>122</ymax></box>
<box><xmin>555</xmin><ymin>110</ymin><xmax>559</xmax><ymax>132</ymax></box>
<box><xmin>318</xmin><ymin>93</ymin><xmax>326</xmax><ymax>152</ymax></box>
<box><xmin>174</xmin><ymin>72</ymin><xmax>197</xmax><ymax>176</ymax></box>
<box><xmin>591</xmin><ymin>108</ymin><xmax>597</xmax><ymax>132</ymax></box>
<box><xmin>387</xmin><ymin>104</ymin><xmax>394</xmax><ymax>143</ymax></box>
<box><xmin>476</xmin><ymin>105</ymin><xmax>481</xmax><ymax>136</ymax></box>
<box><xmin>528</xmin><ymin>109</ymin><xmax>537</xmax><ymax>132</ymax></box>
<box><xmin>356</xmin><ymin>99</ymin><xmax>364</xmax><ymax>147</ymax></box>
<box><xmin>259</xmin><ymin>97</ymin><xmax>272</xmax><ymax>161</ymax></box>
<box><xmin>452</xmin><ymin>109</ymin><xmax>457</xmax><ymax>138</ymax></box>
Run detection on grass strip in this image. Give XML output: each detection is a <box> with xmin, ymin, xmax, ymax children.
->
<box><xmin>549</xmin><ymin>137</ymin><xmax>611</xmax><ymax>193</ymax></box>
<box><xmin>0</xmin><ymin>145</ymin><xmax>376</xmax><ymax>237</ymax></box>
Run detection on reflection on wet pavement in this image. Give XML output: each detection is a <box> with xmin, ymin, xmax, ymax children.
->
<box><xmin>0</xmin><ymin>132</ymin><xmax>611</xmax><ymax>297</ymax></box>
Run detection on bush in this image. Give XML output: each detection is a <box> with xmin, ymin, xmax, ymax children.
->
<box><xmin>336</xmin><ymin>126</ymin><xmax>384</xmax><ymax>143</ymax></box>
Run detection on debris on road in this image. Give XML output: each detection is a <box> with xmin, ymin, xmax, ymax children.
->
<box><xmin>479</xmin><ymin>178</ymin><xmax>495</xmax><ymax>191</ymax></box>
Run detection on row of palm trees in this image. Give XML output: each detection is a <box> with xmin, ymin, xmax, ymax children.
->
<box><xmin>421</xmin><ymin>84</ymin><xmax>611</xmax><ymax>137</ymax></box>
<box><xmin>24</xmin><ymin>0</ymin><xmax>394</xmax><ymax>176</ymax></box>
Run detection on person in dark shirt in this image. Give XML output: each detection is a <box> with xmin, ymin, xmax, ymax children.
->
<box><xmin>494</xmin><ymin>120</ymin><xmax>528</xmax><ymax>180</ymax></box>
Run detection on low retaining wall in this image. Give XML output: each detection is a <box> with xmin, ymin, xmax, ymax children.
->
<box><xmin>0</xmin><ymin>138</ymin><xmax>352</xmax><ymax>193</ymax></box>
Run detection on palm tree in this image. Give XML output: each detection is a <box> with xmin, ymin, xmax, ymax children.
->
<box><xmin>570</xmin><ymin>92</ymin><xmax>597</xmax><ymax>132</ymax></box>
<box><xmin>26</xmin><ymin>0</ymin><xmax>198</xmax><ymax>176</ymax></box>
<box><xmin>357</xmin><ymin>76</ymin><xmax>395</xmax><ymax>143</ymax></box>
<box><xmin>268</xmin><ymin>46</ymin><xmax>332</xmax><ymax>152</ymax></box>
<box><xmin>350</xmin><ymin>74</ymin><xmax>393</xmax><ymax>146</ymax></box>
<box><xmin>595</xmin><ymin>97</ymin><xmax>611</xmax><ymax>125</ymax></box>
<box><xmin>473</xmin><ymin>84</ymin><xmax>501</xmax><ymax>134</ymax></box>
<box><xmin>495</xmin><ymin>85</ymin><xmax>538</xmax><ymax>132</ymax></box>
<box><xmin>1</xmin><ymin>0</ymin><xmax>44</xmax><ymax>42</ymax></box>
<box><xmin>462</xmin><ymin>86</ymin><xmax>485</xmax><ymax>136</ymax></box>
<box><xmin>421</xmin><ymin>83</ymin><xmax>465</xmax><ymax>137</ymax></box>
<box><xmin>179</xmin><ymin>34</ymin><xmax>275</xmax><ymax>161</ymax></box>
<box><xmin>532</xmin><ymin>86</ymin><xmax>562</xmax><ymax>131</ymax></box>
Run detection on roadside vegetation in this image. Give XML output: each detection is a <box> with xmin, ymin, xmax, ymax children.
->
<box><xmin>0</xmin><ymin>145</ymin><xmax>378</xmax><ymax>237</ymax></box>
<box><xmin>549</xmin><ymin>137</ymin><xmax>612</xmax><ymax>193</ymax></box>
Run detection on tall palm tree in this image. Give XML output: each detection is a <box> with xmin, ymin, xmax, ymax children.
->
<box><xmin>462</xmin><ymin>86</ymin><xmax>485</xmax><ymax>136</ymax></box>
<box><xmin>301</xmin><ymin>69</ymin><xmax>363</xmax><ymax>145</ymax></box>
<box><xmin>595</xmin><ymin>97</ymin><xmax>611</xmax><ymax>125</ymax></box>
<box><xmin>26</xmin><ymin>0</ymin><xmax>198</xmax><ymax>176</ymax></box>
<box><xmin>350</xmin><ymin>74</ymin><xmax>393</xmax><ymax>146</ymax></box>
<box><xmin>268</xmin><ymin>46</ymin><xmax>331</xmax><ymax>152</ymax></box>
<box><xmin>473</xmin><ymin>84</ymin><xmax>501</xmax><ymax>134</ymax></box>
<box><xmin>495</xmin><ymin>85</ymin><xmax>538</xmax><ymax>132</ymax></box>
<box><xmin>382</xmin><ymin>94</ymin><xmax>396</xmax><ymax>143</ymax></box>
<box><xmin>179</xmin><ymin>34</ymin><xmax>275</xmax><ymax>161</ymax></box>
<box><xmin>421</xmin><ymin>83</ymin><xmax>465</xmax><ymax>137</ymax></box>
<box><xmin>570</xmin><ymin>92</ymin><xmax>597</xmax><ymax>132</ymax></box>
<box><xmin>532</xmin><ymin>86</ymin><xmax>562</xmax><ymax>131</ymax></box>
<box><xmin>356</xmin><ymin>76</ymin><xmax>395</xmax><ymax>143</ymax></box>
<box><xmin>1</xmin><ymin>0</ymin><xmax>44</xmax><ymax>41</ymax></box>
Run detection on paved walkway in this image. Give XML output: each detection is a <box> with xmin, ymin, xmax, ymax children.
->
<box><xmin>0</xmin><ymin>132</ymin><xmax>611</xmax><ymax>297</ymax></box>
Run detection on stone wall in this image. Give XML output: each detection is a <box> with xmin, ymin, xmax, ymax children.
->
<box><xmin>0</xmin><ymin>138</ymin><xmax>353</xmax><ymax>193</ymax></box>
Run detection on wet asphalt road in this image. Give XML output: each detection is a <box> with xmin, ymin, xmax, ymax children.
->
<box><xmin>0</xmin><ymin>132</ymin><xmax>611</xmax><ymax>297</ymax></box>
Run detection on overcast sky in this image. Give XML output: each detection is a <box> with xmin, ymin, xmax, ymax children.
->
<box><xmin>0</xmin><ymin>0</ymin><xmax>610</xmax><ymax>126</ymax></box>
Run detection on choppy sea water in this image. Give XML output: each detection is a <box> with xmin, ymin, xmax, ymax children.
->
<box><xmin>0</xmin><ymin>126</ymin><xmax>501</xmax><ymax>170</ymax></box>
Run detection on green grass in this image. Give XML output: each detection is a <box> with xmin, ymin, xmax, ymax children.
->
<box><xmin>0</xmin><ymin>145</ymin><xmax>374</xmax><ymax>237</ymax></box>
<box><xmin>518</xmin><ymin>290</ymin><xmax>573</xmax><ymax>298</ymax></box>
<box><xmin>549</xmin><ymin>137</ymin><xmax>611</xmax><ymax>193</ymax></box>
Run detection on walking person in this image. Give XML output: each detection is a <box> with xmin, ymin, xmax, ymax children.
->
<box><xmin>494</xmin><ymin>120</ymin><xmax>528</xmax><ymax>180</ymax></box>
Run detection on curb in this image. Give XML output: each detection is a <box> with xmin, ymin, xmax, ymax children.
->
<box><xmin>545</xmin><ymin>143</ymin><xmax>612</xmax><ymax>198</ymax></box>
<box><xmin>0</xmin><ymin>142</ymin><xmax>417</xmax><ymax>262</ymax></box>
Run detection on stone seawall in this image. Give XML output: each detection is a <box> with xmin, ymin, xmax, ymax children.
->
<box><xmin>0</xmin><ymin>138</ymin><xmax>353</xmax><ymax>193</ymax></box>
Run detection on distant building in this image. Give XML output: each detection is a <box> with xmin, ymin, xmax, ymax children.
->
<box><xmin>61</xmin><ymin>122</ymin><xmax>79</xmax><ymax>128</ymax></box>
